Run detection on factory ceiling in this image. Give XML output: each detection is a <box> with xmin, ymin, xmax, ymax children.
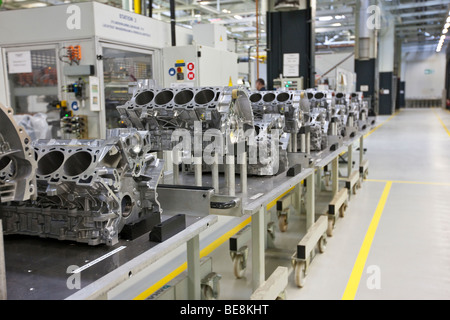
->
<box><xmin>1</xmin><ymin>0</ymin><xmax>449</xmax><ymax>54</ymax></box>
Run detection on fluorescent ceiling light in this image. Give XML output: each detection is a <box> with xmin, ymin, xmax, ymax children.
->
<box><xmin>331</xmin><ymin>23</ymin><xmax>342</xmax><ymax>27</ymax></box>
<box><xmin>319</xmin><ymin>16</ymin><xmax>333</xmax><ymax>21</ymax></box>
<box><xmin>23</xmin><ymin>3</ymin><xmax>48</xmax><ymax>8</ymax></box>
<box><xmin>234</xmin><ymin>15</ymin><xmax>243</xmax><ymax>20</ymax></box>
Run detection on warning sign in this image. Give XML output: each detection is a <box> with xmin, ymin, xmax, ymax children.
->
<box><xmin>187</xmin><ymin>63</ymin><xmax>194</xmax><ymax>71</ymax></box>
<box><xmin>187</xmin><ymin>72</ymin><xmax>195</xmax><ymax>80</ymax></box>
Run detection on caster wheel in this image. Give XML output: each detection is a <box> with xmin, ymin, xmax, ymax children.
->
<box><xmin>339</xmin><ymin>202</ymin><xmax>348</xmax><ymax>218</ymax></box>
<box><xmin>278</xmin><ymin>215</ymin><xmax>288</xmax><ymax>233</ymax></box>
<box><xmin>327</xmin><ymin>218</ymin><xmax>335</xmax><ymax>237</ymax></box>
<box><xmin>202</xmin><ymin>286</ymin><xmax>214</xmax><ymax>300</ymax></box>
<box><xmin>294</xmin><ymin>261</ymin><xmax>306</xmax><ymax>288</ymax></box>
<box><xmin>318</xmin><ymin>235</ymin><xmax>327</xmax><ymax>253</ymax></box>
<box><xmin>233</xmin><ymin>255</ymin><xmax>246</xmax><ymax>279</ymax></box>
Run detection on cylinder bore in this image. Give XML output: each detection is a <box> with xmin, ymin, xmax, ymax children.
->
<box><xmin>277</xmin><ymin>92</ymin><xmax>290</xmax><ymax>103</ymax></box>
<box><xmin>37</xmin><ymin>151</ymin><xmax>64</xmax><ymax>176</ymax></box>
<box><xmin>135</xmin><ymin>90</ymin><xmax>154</xmax><ymax>106</ymax></box>
<box><xmin>336</xmin><ymin>93</ymin><xmax>344</xmax><ymax>99</ymax></box>
<box><xmin>154</xmin><ymin>90</ymin><xmax>174</xmax><ymax>105</ymax></box>
<box><xmin>314</xmin><ymin>92</ymin><xmax>324</xmax><ymax>100</ymax></box>
<box><xmin>263</xmin><ymin>93</ymin><xmax>276</xmax><ymax>103</ymax></box>
<box><xmin>121</xmin><ymin>195</ymin><xmax>133</xmax><ymax>218</ymax></box>
<box><xmin>250</xmin><ymin>93</ymin><xmax>262</xmax><ymax>103</ymax></box>
<box><xmin>174</xmin><ymin>89</ymin><xmax>194</xmax><ymax>105</ymax></box>
<box><xmin>194</xmin><ymin>89</ymin><xmax>215</xmax><ymax>105</ymax></box>
<box><xmin>64</xmin><ymin>151</ymin><xmax>92</xmax><ymax>177</ymax></box>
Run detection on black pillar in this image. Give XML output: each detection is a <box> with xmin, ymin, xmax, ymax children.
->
<box><xmin>267</xmin><ymin>4</ymin><xmax>315</xmax><ymax>90</ymax></box>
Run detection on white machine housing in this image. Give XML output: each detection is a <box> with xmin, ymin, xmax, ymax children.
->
<box><xmin>163</xmin><ymin>45</ymin><xmax>239</xmax><ymax>88</ymax></box>
<box><xmin>0</xmin><ymin>2</ymin><xmax>193</xmax><ymax>139</ymax></box>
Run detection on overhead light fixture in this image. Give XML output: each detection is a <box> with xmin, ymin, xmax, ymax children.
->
<box><xmin>234</xmin><ymin>15</ymin><xmax>243</xmax><ymax>20</ymax></box>
<box><xmin>318</xmin><ymin>16</ymin><xmax>333</xmax><ymax>21</ymax></box>
<box><xmin>331</xmin><ymin>23</ymin><xmax>342</xmax><ymax>27</ymax></box>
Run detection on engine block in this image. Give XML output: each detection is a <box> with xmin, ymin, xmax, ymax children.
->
<box><xmin>0</xmin><ymin>129</ymin><xmax>164</xmax><ymax>246</ymax></box>
<box><xmin>0</xmin><ymin>103</ymin><xmax>37</xmax><ymax>202</ymax></box>
<box><xmin>117</xmin><ymin>86</ymin><xmax>254</xmax><ymax>153</ymax></box>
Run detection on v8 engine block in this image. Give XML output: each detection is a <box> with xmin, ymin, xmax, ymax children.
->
<box><xmin>0</xmin><ymin>103</ymin><xmax>37</xmax><ymax>203</ymax></box>
<box><xmin>117</xmin><ymin>86</ymin><xmax>254</xmax><ymax>153</ymax></box>
<box><xmin>0</xmin><ymin>129</ymin><xmax>164</xmax><ymax>246</ymax></box>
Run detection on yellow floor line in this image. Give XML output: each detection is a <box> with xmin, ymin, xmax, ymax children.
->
<box><xmin>434</xmin><ymin>110</ymin><xmax>450</xmax><ymax>137</ymax></box>
<box><xmin>342</xmin><ymin>181</ymin><xmax>392</xmax><ymax>300</ymax></box>
<box><xmin>365</xmin><ymin>179</ymin><xmax>450</xmax><ymax>187</ymax></box>
<box><xmin>133</xmin><ymin>216</ymin><xmax>252</xmax><ymax>300</ymax></box>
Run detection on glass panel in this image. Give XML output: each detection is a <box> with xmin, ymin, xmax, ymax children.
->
<box><xmin>103</xmin><ymin>47</ymin><xmax>153</xmax><ymax>129</ymax></box>
<box><xmin>7</xmin><ymin>49</ymin><xmax>58</xmax><ymax>115</ymax></box>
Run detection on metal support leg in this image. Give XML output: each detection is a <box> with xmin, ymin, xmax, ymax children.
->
<box><xmin>306</xmin><ymin>132</ymin><xmax>311</xmax><ymax>154</ymax></box>
<box><xmin>293</xmin><ymin>133</ymin><xmax>298</xmax><ymax>152</ymax></box>
<box><xmin>359</xmin><ymin>136</ymin><xmax>364</xmax><ymax>166</ymax></box>
<box><xmin>0</xmin><ymin>220</ymin><xmax>6</xmax><ymax>300</ymax></box>
<box><xmin>172</xmin><ymin>150</ymin><xmax>179</xmax><ymax>185</ymax></box>
<box><xmin>252</xmin><ymin>207</ymin><xmax>265</xmax><ymax>292</ymax></box>
<box><xmin>226</xmin><ymin>155</ymin><xmax>235</xmax><ymax>196</ymax></box>
<box><xmin>194</xmin><ymin>157</ymin><xmax>202</xmax><ymax>187</ymax></box>
<box><xmin>347</xmin><ymin>143</ymin><xmax>353</xmax><ymax>178</ymax></box>
<box><xmin>300</xmin><ymin>134</ymin><xmax>306</xmax><ymax>153</ymax></box>
<box><xmin>212</xmin><ymin>153</ymin><xmax>219</xmax><ymax>193</ymax></box>
<box><xmin>332</xmin><ymin>157</ymin><xmax>339</xmax><ymax>197</ymax></box>
<box><xmin>316</xmin><ymin>167</ymin><xmax>322</xmax><ymax>193</ymax></box>
<box><xmin>240</xmin><ymin>152</ymin><xmax>247</xmax><ymax>194</ymax></box>
<box><xmin>187</xmin><ymin>235</ymin><xmax>200</xmax><ymax>300</ymax></box>
<box><xmin>306</xmin><ymin>172</ymin><xmax>315</xmax><ymax>232</ymax></box>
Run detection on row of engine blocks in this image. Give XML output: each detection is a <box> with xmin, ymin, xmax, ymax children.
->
<box><xmin>0</xmin><ymin>85</ymin><xmax>375</xmax><ymax>246</ymax></box>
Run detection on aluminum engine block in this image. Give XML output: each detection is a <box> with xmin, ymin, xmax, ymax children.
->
<box><xmin>0</xmin><ymin>103</ymin><xmax>37</xmax><ymax>202</ymax></box>
<box><xmin>305</xmin><ymin>90</ymin><xmax>329</xmax><ymax>151</ymax></box>
<box><xmin>117</xmin><ymin>86</ymin><xmax>254</xmax><ymax>152</ymax></box>
<box><xmin>0</xmin><ymin>129</ymin><xmax>164</xmax><ymax>246</ymax></box>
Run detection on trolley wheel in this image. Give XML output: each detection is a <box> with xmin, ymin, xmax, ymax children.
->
<box><xmin>202</xmin><ymin>285</ymin><xmax>215</xmax><ymax>300</ymax></box>
<box><xmin>318</xmin><ymin>235</ymin><xmax>327</xmax><ymax>253</ymax></box>
<box><xmin>233</xmin><ymin>255</ymin><xmax>246</xmax><ymax>279</ymax></box>
<box><xmin>278</xmin><ymin>215</ymin><xmax>288</xmax><ymax>233</ymax></box>
<box><xmin>294</xmin><ymin>261</ymin><xmax>306</xmax><ymax>288</ymax></box>
<box><xmin>339</xmin><ymin>202</ymin><xmax>348</xmax><ymax>218</ymax></box>
<box><xmin>327</xmin><ymin>218</ymin><xmax>335</xmax><ymax>237</ymax></box>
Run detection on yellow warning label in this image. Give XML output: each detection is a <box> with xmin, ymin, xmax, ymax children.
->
<box><xmin>220</xmin><ymin>36</ymin><xmax>223</xmax><ymax>42</ymax></box>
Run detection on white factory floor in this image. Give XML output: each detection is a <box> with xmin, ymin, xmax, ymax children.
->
<box><xmin>208</xmin><ymin>107</ymin><xmax>450</xmax><ymax>301</ymax></box>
